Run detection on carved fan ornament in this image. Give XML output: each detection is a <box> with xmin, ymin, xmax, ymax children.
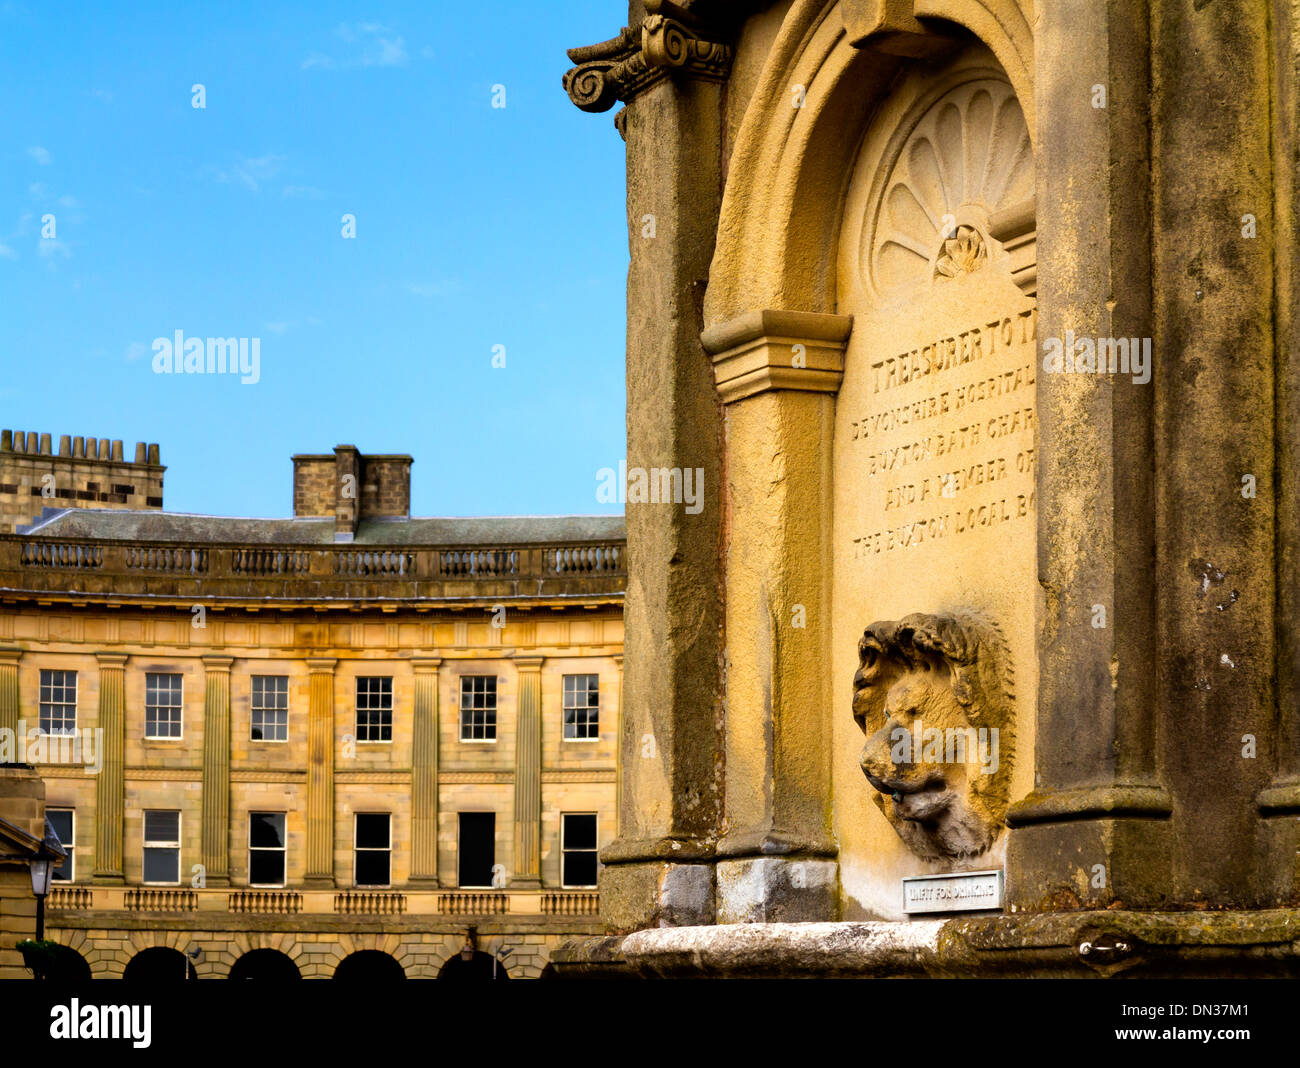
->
<box><xmin>867</xmin><ymin>78</ymin><xmax>1033</xmax><ymax>297</ymax></box>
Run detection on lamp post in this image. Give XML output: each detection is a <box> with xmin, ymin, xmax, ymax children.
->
<box><xmin>28</xmin><ymin>847</ymin><xmax>53</xmax><ymax>942</ymax></box>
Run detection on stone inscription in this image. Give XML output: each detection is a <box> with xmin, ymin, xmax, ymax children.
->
<box><xmin>849</xmin><ymin>307</ymin><xmax>1036</xmax><ymax>557</ymax></box>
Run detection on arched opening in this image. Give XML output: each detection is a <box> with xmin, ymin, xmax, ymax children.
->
<box><xmin>228</xmin><ymin>948</ymin><xmax>301</xmax><ymax>980</ymax></box>
<box><xmin>28</xmin><ymin>942</ymin><xmax>92</xmax><ymax>982</ymax></box>
<box><xmin>332</xmin><ymin>950</ymin><xmax>405</xmax><ymax>980</ymax></box>
<box><xmin>696</xmin><ymin>2</ymin><xmax>1038</xmax><ymax>927</ymax></box>
<box><xmin>828</xmin><ymin>39</ymin><xmax>1036</xmax><ymax>919</ymax></box>
<box><xmin>123</xmin><ymin>946</ymin><xmax>197</xmax><ymax>981</ymax></box>
<box><xmin>437</xmin><ymin>950</ymin><xmax>510</xmax><ymax>979</ymax></box>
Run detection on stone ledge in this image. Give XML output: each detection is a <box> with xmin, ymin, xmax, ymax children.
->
<box><xmin>550</xmin><ymin>911</ymin><xmax>1300</xmax><ymax>978</ymax></box>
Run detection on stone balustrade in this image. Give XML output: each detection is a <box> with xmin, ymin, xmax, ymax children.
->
<box><xmin>0</xmin><ymin>534</ymin><xmax>625</xmax><ymax>604</ymax></box>
<box><xmin>46</xmin><ymin>886</ymin><xmax>600</xmax><ymax>917</ymax></box>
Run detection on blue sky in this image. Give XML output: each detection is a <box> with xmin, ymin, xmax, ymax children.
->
<box><xmin>0</xmin><ymin>1</ymin><xmax>628</xmax><ymax>518</ymax></box>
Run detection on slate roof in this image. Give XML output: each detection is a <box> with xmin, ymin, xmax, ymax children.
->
<box><xmin>17</xmin><ymin>508</ymin><xmax>625</xmax><ymax>546</ymax></box>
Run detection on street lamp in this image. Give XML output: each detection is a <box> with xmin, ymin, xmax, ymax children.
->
<box><xmin>28</xmin><ymin>847</ymin><xmax>54</xmax><ymax>941</ymax></box>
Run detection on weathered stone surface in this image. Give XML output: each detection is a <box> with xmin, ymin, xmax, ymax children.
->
<box><xmin>561</xmin><ymin>0</ymin><xmax>1298</xmax><ymax>974</ymax></box>
<box><xmin>716</xmin><ymin>858</ymin><xmax>837</xmax><ymax>923</ymax></box>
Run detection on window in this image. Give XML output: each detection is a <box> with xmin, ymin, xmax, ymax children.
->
<box><xmin>459</xmin><ymin>676</ymin><xmax>497</xmax><ymax>741</ymax></box>
<box><xmin>144</xmin><ymin>673</ymin><xmax>183</xmax><ymax>739</ymax></box>
<box><xmin>355</xmin><ymin>677</ymin><xmax>393</xmax><ymax>742</ymax></box>
<box><xmin>457</xmin><ymin>812</ymin><xmax>496</xmax><ymax>888</ymax></box>
<box><xmin>38</xmin><ymin>670</ymin><xmax>76</xmax><ymax>735</ymax></box>
<box><xmin>248</xmin><ymin>812</ymin><xmax>286</xmax><ymax>886</ymax></box>
<box><xmin>47</xmin><ymin>808</ymin><xmax>74</xmax><ymax>882</ymax></box>
<box><xmin>251</xmin><ymin>675</ymin><xmax>289</xmax><ymax>742</ymax></box>
<box><xmin>561</xmin><ymin>813</ymin><xmax>599</xmax><ymax>888</ymax></box>
<box><xmin>563</xmin><ymin>674</ymin><xmax>600</xmax><ymax>741</ymax></box>
<box><xmin>354</xmin><ymin>813</ymin><xmax>391</xmax><ymax>886</ymax></box>
<box><xmin>142</xmin><ymin>810</ymin><xmax>180</xmax><ymax>884</ymax></box>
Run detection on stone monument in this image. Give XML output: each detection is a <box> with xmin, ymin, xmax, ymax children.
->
<box><xmin>556</xmin><ymin>0</ymin><xmax>1300</xmax><ymax>977</ymax></box>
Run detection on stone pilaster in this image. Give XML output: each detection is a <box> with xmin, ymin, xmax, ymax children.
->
<box><xmin>200</xmin><ymin>656</ymin><xmax>233</xmax><ymax>888</ymax></box>
<box><xmin>512</xmin><ymin>657</ymin><xmax>544</xmax><ymax>888</ymax></box>
<box><xmin>1263</xmin><ymin>0</ymin><xmax>1300</xmax><ymax>822</ymax></box>
<box><xmin>304</xmin><ymin>658</ymin><xmax>337</xmax><ymax>887</ymax></box>
<box><xmin>0</xmin><ymin>649</ymin><xmax>20</xmax><ymax>737</ymax></box>
<box><xmin>702</xmin><ymin>309</ymin><xmax>852</xmax><ymax>922</ymax></box>
<box><xmin>409</xmin><ymin>658</ymin><xmax>441</xmax><ymax>887</ymax></box>
<box><xmin>92</xmin><ymin>653</ymin><xmax>127</xmax><ymax>884</ymax></box>
<box><xmin>565</xmin><ymin>3</ymin><xmax>735</xmax><ymax>931</ymax></box>
<box><xmin>1003</xmin><ymin>0</ymin><xmax>1174</xmax><ymax>909</ymax></box>
<box><xmin>612</xmin><ymin>654</ymin><xmax>623</xmax><ymax>833</ymax></box>
<box><xmin>1148</xmin><ymin>0</ymin><xmax>1282</xmax><ymax>906</ymax></box>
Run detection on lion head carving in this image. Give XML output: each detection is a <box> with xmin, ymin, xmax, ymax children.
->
<box><xmin>852</xmin><ymin>612</ymin><xmax>1014</xmax><ymax>861</ymax></box>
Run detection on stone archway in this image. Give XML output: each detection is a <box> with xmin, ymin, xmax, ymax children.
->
<box><xmin>332</xmin><ymin>950</ymin><xmax>405</xmax><ymax>980</ymax></box>
<box><xmin>26</xmin><ymin>942</ymin><xmax>92</xmax><ymax>982</ymax></box>
<box><xmin>437</xmin><ymin>950</ymin><xmax>511</xmax><ymax>980</ymax></box>
<box><xmin>697</xmin><ymin>0</ymin><xmax>1038</xmax><ymax>924</ymax></box>
<box><xmin>123</xmin><ymin>946</ymin><xmax>197</xmax><ymax>981</ymax></box>
<box><xmin>229</xmin><ymin>948</ymin><xmax>301</xmax><ymax>980</ymax></box>
<box><xmin>829</xmin><ymin>39</ymin><xmax>1036</xmax><ymax>917</ymax></box>
<box><xmin>702</xmin><ymin>0</ymin><xmax>1034</xmax><ymax>327</ymax></box>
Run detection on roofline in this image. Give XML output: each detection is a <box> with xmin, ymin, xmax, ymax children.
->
<box><xmin>17</xmin><ymin>508</ymin><xmax>624</xmax><ymax>525</ymax></box>
<box><xmin>0</xmin><ymin>814</ymin><xmax>67</xmax><ymax>859</ymax></box>
<box><xmin>291</xmin><ymin>453</ymin><xmax>414</xmax><ymax>462</ymax></box>
<box><xmin>0</xmin><ymin>588</ymin><xmax>624</xmax><ymax>612</ymax></box>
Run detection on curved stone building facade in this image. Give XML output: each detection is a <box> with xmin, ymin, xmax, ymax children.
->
<box><xmin>0</xmin><ymin>438</ymin><xmax>624</xmax><ymax>978</ymax></box>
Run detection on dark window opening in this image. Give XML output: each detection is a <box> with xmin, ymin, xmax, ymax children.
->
<box><xmin>458</xmin><ymin>812</ymin><xmax>495</xmax><ymax>888</ymax></box>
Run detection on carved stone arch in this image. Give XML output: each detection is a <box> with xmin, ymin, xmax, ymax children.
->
<box><xmin>699</xmin><ymin>0</ymin><xmax>1037</xmax><ymax>925</ymax></box>
<box><xmin>235</xmin><ymin>929</ymin><xmax>302</xmax><ymax>959</ymax></box>
<box><xmin>703</xmin><ymin>0</ymin><xmax>1034</xmax><ymax>327</ymax></box>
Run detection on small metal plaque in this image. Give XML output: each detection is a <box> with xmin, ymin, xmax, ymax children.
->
<box><xmin>902</xmin><ymin>869</ymin><xmax>1004</xmax><ymax>914</ymax></box>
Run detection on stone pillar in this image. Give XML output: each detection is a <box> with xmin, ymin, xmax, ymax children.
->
<box><xmin>92</xmin><ymin>653</ymin><xmax>127</xmax><ymax>885</ymax></box>
<box><xmin>1265</xmin><ymin>0</ymin><xmax>1300</xmax><ymax>821</ymax></box>
<box><xmin>512</xmin><ymin>657</ymin><xmax>544</xmax><ymax>888</ymax></box>
<box><xmin>1148</xmin><ymin>0</ymin><xmax>1284</xmax><ymax>906</ymax></box>
<box><xmin>612</xmin><ymin>654</ymin><xmax>623</xmax><ymax>834</ymax></box>
<box><xmin>409</xmin><ymin>658</ymin><xmax>441</xmax><ymax>887</ymax></box>
<box><xmin>0</xmin><ymin>649</ymin><xmax>20</xmax><ymax>737</ymax></box>
<box><xmin>304</xmin><ymin>658</ymin><xmax>337</xmax><ymax>887</ymax></box>
<box><xmin>565</xmin><ymin>7</ymin><xmax>733</xmax><ymax>931</ymax></box>
<box><xmin>1003</xmin><ymin>0</ymin><xmax>1173</xmax><ymax>909</ymax></box>
<box><xmin>1008</xmin><ymin>0</ymin><xmax>1291</xmax><ymax>912</ymax></box>
<box><xmin>702</xmin><ymin>309</ymin><xmax>852</xmax><ymax>922</ymax></box>
<box><xmin>200</xmin><ymin>656</ymin><xmax>233</xmax><ymax>888</ymax></box>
